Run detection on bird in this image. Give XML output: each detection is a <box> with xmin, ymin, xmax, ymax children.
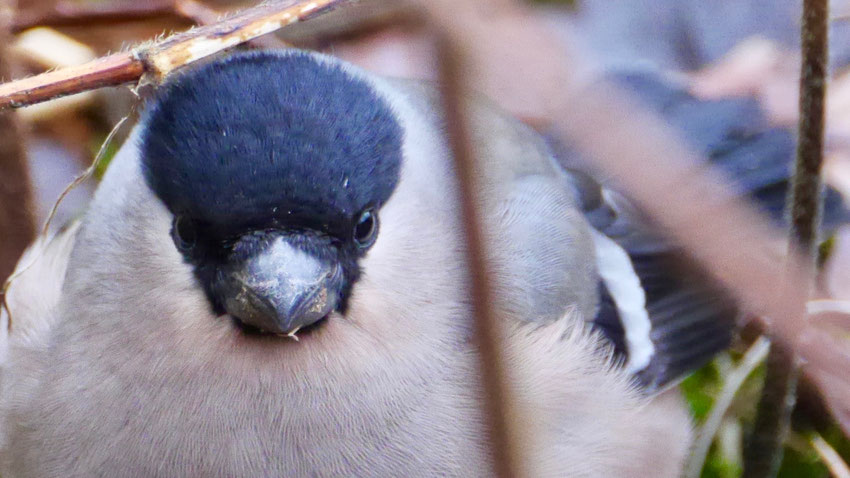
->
<box><xmin>0</xmin><ymin>49</ymin><xmax>834</xmax><ymax>477</ymax></box>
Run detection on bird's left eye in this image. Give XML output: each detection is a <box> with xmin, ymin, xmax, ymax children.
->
<box><xmin>353</xmin><ymin>208</ymin><xmax>378</xmax><ymax>249</ymax></box>
<box><xmin>172</xmin><ymin>216</ymin><xmax>197</xmax><ymax>251</ymax></box>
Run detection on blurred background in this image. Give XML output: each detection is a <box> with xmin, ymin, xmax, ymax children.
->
<box><xmin>4</xmin><ymin>0</ymin><xmax>850</xmax><ymax>476</ymax></box>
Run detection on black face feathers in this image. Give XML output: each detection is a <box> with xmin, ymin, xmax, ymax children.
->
<box><xmin>140</xmin><ymin>50</ymin><xmax>403</xmax><ymax>241</ymax></box>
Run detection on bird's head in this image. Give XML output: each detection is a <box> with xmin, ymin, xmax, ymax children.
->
<box><xmin>139</xmin><ymin>50</ymin><xmax>407</xmax><ymax>336</ymax></box>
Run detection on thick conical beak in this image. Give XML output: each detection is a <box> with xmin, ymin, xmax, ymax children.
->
<box><xmin>218</xmin><ymin>235</ymin><xmax>341</xmax><ymax>334</ymax></box>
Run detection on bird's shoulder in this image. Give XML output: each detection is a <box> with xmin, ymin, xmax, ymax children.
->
<box><xmin>383</xmin><ymin>77</ymin><xmax>564</xmax><ymax>184</ymax></box>
<box><xmin>383</xmin><ymin>77</ymin><xmax>599</xmax><ymax>323</ymax></box>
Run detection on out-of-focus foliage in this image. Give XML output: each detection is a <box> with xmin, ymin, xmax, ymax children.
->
<box><xmin>703</xmin><ymin>448</ymin><xmax>743</xmax><ymax>478</ymax></box>
<box><xmin>681</xmin><ymin>361</ymin><xmax>721</xmax><ymax>422</ymax></box>
<box><xmin>778</xmin><ymin>446</ymin><xmax>829</xmax><ymax>478</ymax></box>
<box><xmin>682</xmin><ymin>349</ymin><xmax>850</xmax><ymax>477</ymax></box>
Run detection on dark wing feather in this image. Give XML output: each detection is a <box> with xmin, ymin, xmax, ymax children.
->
<box><xmin>553</xmin><ymin>68</ymin><xmax>849</xmax><ymax>391</ymax></box>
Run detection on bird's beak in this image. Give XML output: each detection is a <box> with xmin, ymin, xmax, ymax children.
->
<box><xmin>218</xmin><ymin>235</ymin><xmax>341</xmax><ymax>335</ymax></box>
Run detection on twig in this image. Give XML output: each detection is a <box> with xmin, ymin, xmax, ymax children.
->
<box><xmin>0</xmin><ymin>0</ymin><xmax>353</xmax><ymax>110</ymax></box>
<box><xmin>811</xmin><ymin>433</ymin><xmax>850</xmax><ymax>478</ymax></box>
<box><xmin>0</xmin><ymin>53</ymin><xmax>145</xmax><ymax>109</ymax></box>
<box><xmin>0</xmin><ymin>0</ymin><xmax>36</xmax><ymax>286</ymax></box>
<box><xmin>744</xmin><ymin>0</ymin><xmax>829</xmax><ymax>476</ymax></box>
<box><xmin>436</xmin><ymin>35</ymin><xmax>526</xmax><ymax>478</ymax></box>
<box><xmin>686</xmin><ymin>337</ymin><xmax>771</xmax><ymax>478</ymax></box>
<box><xmin>790</xmin><ymin>0</ymin><xmax>830</xmax><ymax>260</ymax></box>
<box><xmin>13</xmin><ymin>0</ymin><xmax>220</xmax><ymax>32</ymax></box>
<box><xmin>745</xmin><ymin>342</ymin><xmax>801</xmax><ymax>477</ymax></box>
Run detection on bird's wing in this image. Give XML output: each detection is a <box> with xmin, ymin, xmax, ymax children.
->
<box><xmin>486</xmin><ymin>174</ymin><xmax>600</xmax><ymax>324</ymax></box>
<box><xmin>0</xmin><ymin>222</ymin><xmax>80</xmax><ymax>368</ymax></box>
<box><xmin>385</xmin><ymin>75</ymin><xmax>850</xmax><ymax>392</ymax></box>
<box><xmin>603</xmin><ymin>68</ymin><xmax>850</xmax><ymax>228</ymax></box>
<box><xmin>575</xmin><ymin>178</ymin><xmax>737</xmax><ymax>391</ymax></box>
<box><xmin>476</xmin><ymin>117</ymin><xmax>730</xmax><ymax>392</ymax></box>
<box><xmin>556</xmin><ymin>68</ymin><xmax>850</xmax><ymax>391</ymax></box>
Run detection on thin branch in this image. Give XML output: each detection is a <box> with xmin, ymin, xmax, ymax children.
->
<box><xmin>745</xmin><ymin>0</ymin><xmax>829</xmax><ymax>475</ymax></box>
<box><xmin>0</xmin><ymin>0</ymin><xmax>354</xmax><ymax>110</ymax></box>
<box><xmin>436</xmin><ymin>35</ymin><xmax>527</xmax><ymax>478</ymax></box>
<box><xmin>791</xmin><ymin>0</ymin><xmax>830</xmax><ymax>257</ymax></box>
<box><xmin>0</xmin><ymin>53</ymin><xmax>145</xmax><ymax>109</ymax></box>
<box><xmin>745</xmin><ymin>343</ymin><xmax>801</xmax><ymax>477</ymax></box>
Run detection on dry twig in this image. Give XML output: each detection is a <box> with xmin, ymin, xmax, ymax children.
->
<box><xmin>745</xmin><ymin>0</ymin><xmax>829</xmax><ymax>475</ymax></box>
<box><xmin>436</xmin><ymin>36</ymin><xmax>527</xmax><ymax>478</ymax></box>
<box><xmin>0</xmin><ymin>0</ymin><xmax>353</xmax><ymax>110</ymax></box>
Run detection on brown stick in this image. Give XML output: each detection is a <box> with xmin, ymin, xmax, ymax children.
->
<box><xmin>437</xmin><ymin>35</ymin><xmax>526</xmax><ymax>478</ymax></box>
<box><xmin>745</xmin><ymin>0</ymin><xmax>829</xmax><ymax>476</ymax></box>
<box><xmin>0</xmin><ymin>53</ymin><xmax>145</xmax><ymax>109</ymax></box>
<box><xmin>0</xmin><ymin>0</ymin><xmax>353</xmax><ymax>110</ymax></box>
<box><xmin>0</xmin><ymin>0</ymin><xmax>36</xmax><ymax>286</ymax></box>
<box><xmin>791</xmin><ymin>1</ymin><xmax>830</xmax><ymax>258</ymax></box>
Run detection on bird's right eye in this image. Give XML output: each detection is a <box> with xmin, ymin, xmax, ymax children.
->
<box><xmin>172</xmin><ymin>216</ymin><xmax>197</xmax><ymax>251</ymax></box>
<box><xmin>353</xmin><ymin>208</ymin><xmax>378</xmax><ymax>249</ymax></box>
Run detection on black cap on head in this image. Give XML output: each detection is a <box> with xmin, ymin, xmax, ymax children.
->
<box><xmin>140</xmin><ymin>50</ymin><xmax>403</xmax><ymax>240</ymax></box>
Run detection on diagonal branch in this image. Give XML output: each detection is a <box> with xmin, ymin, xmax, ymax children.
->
<box><xmin>745</xmin><ymin>0</ymin><xmax>830</xmax><ymax>476</ymax></box>
<box><xmin>0</xmin><ymin>0</ymin><xmax>354</xmax><ymax>110</ymax></box>
<box><xmin>0</xmin><ymin>53</ymin><xmax>145</xmax><ymax>109</ymax></box>
<box><xmin>437</xmin><ymin>35</ymin><xmax>527</xmax><ymax>478</ymax></box>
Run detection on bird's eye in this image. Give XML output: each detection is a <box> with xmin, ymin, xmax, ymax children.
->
<box><xmin>353</xmin><ymin>208</ymin><xmax>378</xmax><ymax>249</ymax></box>
<box><xmin>172</xmin><ymin>216</ymin><xmax>197</xmax><ymax>251</ymax></box>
